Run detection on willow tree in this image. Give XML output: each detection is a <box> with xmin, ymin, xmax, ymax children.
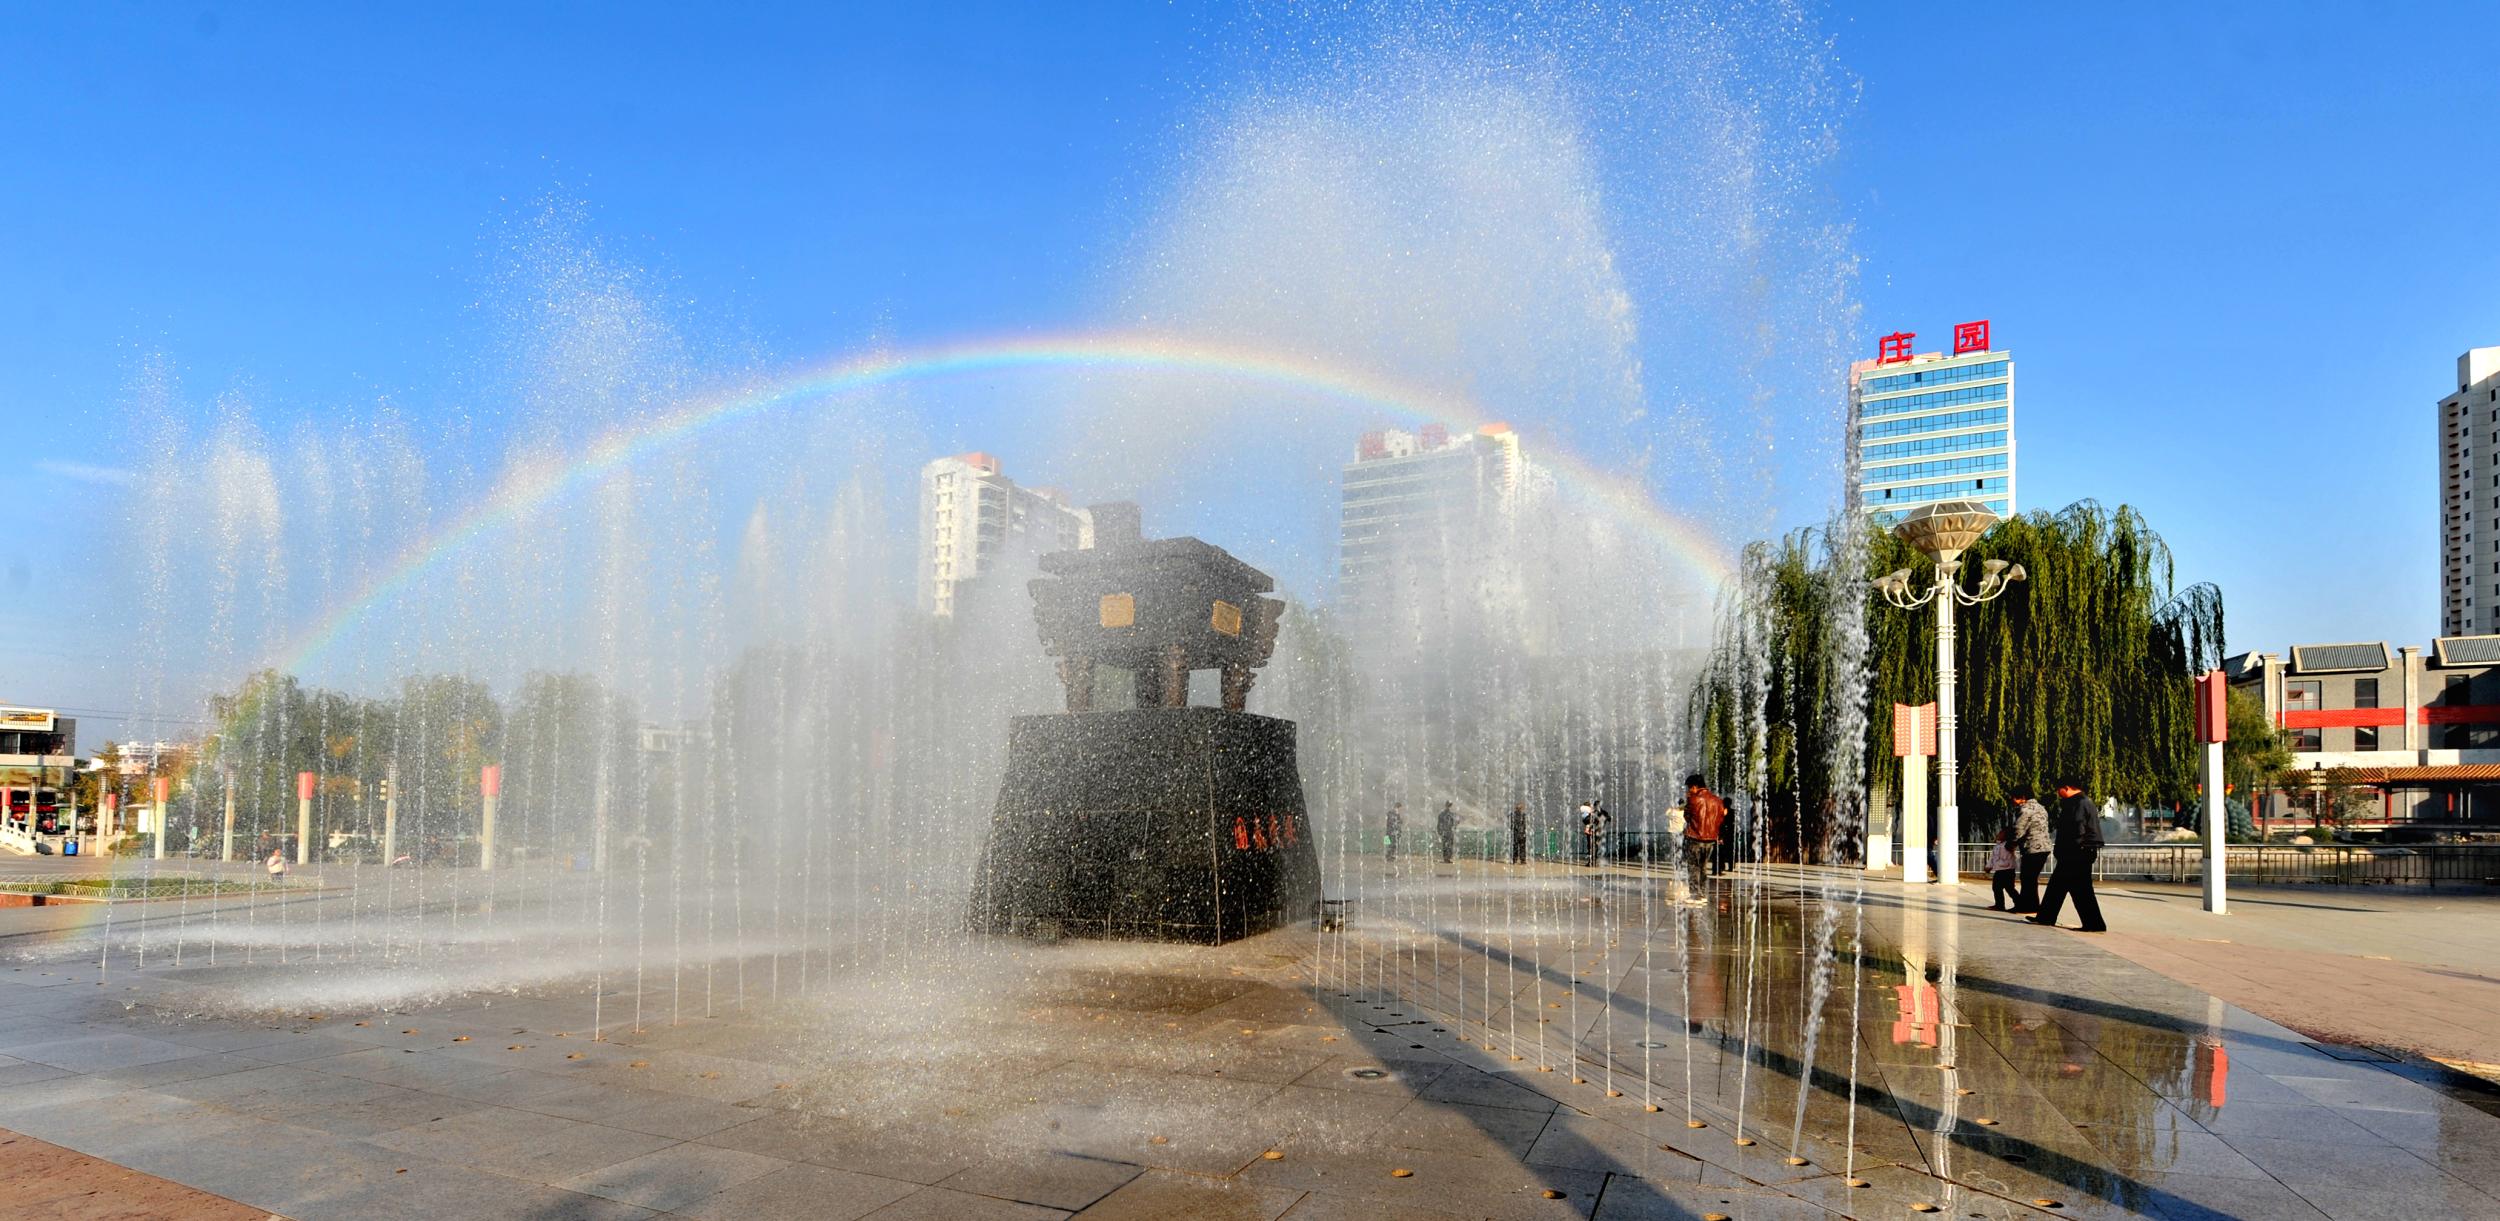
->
<box><xmin>1696</xmin><ymin>500</ymin><xmax>2223</xmax><ymax>858</ymax></box>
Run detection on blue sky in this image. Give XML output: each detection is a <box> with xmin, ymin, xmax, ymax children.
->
<box><xmin>4</xmin><ymin>3</ymin><xmax>2495</xmax><ymax>723</ymax></box>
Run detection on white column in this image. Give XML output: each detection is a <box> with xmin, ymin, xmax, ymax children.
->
<box><xmin>479</xmin><ymin>765</ymin><xmax>501</xmax><ymax>872</ymax></box>
<box><xmin>1935</xmin><ymin>567</ymin><xmax>1961</xmax><ymax>884</ymax></box>
<box><xmin>381</xmin><ymin>763</ymin><xmax>398</xmax><ymax>867</ymax></box>
<box><xmin>2202</xmin><ymin>739</ymin><xmax>2227</xmax><ymax>914</ymax></box>
<box><xmin>221</xmin><ymin>774</ymin><xmax>237</xmax><ymax>863</ymax></box>
<box><xmin>1902</xmin><ymin>752</ymin><xmax>1929</xmax><ymax>884</ymax></box>
<box><xmin>295</xmin><ymin>771</ymin><xmax>314</xmax><ymax>865</ymax></box>
<box><xmin>151</xmin><ymin>777</ymin><xmax>170</xmax><ymax>860</ymax></box>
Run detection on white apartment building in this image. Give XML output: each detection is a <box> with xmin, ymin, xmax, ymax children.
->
<box><xmin>917</xmin><ymin>452</ymin><xmax>1092</xmax><ymax>617</ymax></box>
<box><xmin>1851</xmin><ymin>321</ymin><xmax>2015</xmax><ymax>527</ymax></box>
<box><xmin>1337</xmin><ymin>422</ymin><xmax>1549</xmax><ymax>628</ymax></box>
<box><xmin>2440</xmin><ymin>346</ymin><xmax>2500</xmax><ymax>636</ymax></box>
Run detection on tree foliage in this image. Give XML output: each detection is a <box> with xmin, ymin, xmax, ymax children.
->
<box><xmin>1695</xmin><ymin>501</ymin><xmax>2224</xmax><ymax>855</ymax></box>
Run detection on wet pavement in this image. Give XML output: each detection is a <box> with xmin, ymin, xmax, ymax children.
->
<box><xmin>0</xmin><ymin>860</ymin><xmax>2494</xmax><ymax>1219</ymax></box>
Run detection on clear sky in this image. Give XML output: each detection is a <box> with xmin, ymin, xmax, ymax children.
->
<box><xmin>4</xmin><ymin>3</ymin><xmax>2495</xmax><ymax>724</ymax></box>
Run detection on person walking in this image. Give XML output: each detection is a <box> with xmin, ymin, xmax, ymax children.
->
<box><xmin>1384</xmin><ymin>803</ymin><xmax>1404</xmax><ymax>863</ymax></box>
<box><xmin>1578</xmin><ymin>801</ymin><xmax>1611</xmax><ymax>867</ymax></box>
<box><xmin>1590</xmin><ymin>800</ymin><xmax>1613</xmax><ymax>866</ymax></box>
<box><xmin>1684</xmin><ymin>774</ymin><xmax>1727</xmax><ymax>879</ymax></box>
<box><xmin>1986</xmin><ymin>828</ymin><xmax>2019</xmax><ymax>911</ymax></box>
<box><xmin>1435</xmin><ymin>801</ymin><xmax>1458</xmax><ymax>865</ymax></box>
<box><xmin>1508</xmin><ymin>800</ymin><xmax>1529</xmax><ymax>864</ymax></box>
<box><xmin>2029</xmin><ymin>776</ymin><xmax>2107</xmax><ymax>932</ymax></box>
<box><xmin>2008</xmin><ymin>784</ymin><xmax>2053</xmax><ymax>913</ymax></box>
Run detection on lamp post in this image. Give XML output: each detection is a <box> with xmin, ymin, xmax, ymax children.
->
<box><xmin>1876</xmin><ymin>500</ymin><xmax>2025</xmax><ymax>887</ymax></box>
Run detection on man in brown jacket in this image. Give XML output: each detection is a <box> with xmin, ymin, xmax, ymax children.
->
<box><xmin>1684</xmin><ymin>773</ymin><xmax>1728</xmax><ymax>880</ymax></box>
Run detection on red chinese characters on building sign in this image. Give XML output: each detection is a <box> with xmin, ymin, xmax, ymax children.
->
<box><xmin>1877</xmin><ymin>331</ymin><xmax>1916</xmax><ymax>364</ymax></box>
<box><xmin>1953</xmin><ymin>320</ymin><xmax>1991</xmax><ymax>356</ymax></box>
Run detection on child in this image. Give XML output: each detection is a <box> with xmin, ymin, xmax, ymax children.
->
<box><xmin>1986</xmin><ymin>828</ymin><xmax>2018</xmax><ymax>911</ymax></box>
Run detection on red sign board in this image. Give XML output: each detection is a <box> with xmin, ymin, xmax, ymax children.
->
<box><xmin>480</xmin><ymin>765</ymin><xmax>503</xmax><ymax>798</ymax></box>
<box><xmin>1877</xmin><ymin>331</ymin><xmax>1916</xmax><ymax>364</ymax></box>
<box><xmin>296</xmin><ymin>771</ymin><xmax>317</xmax><ymax>802</ymax></box>
<box><xmin>2193</xmin><ymin>671</ymin><xmax>2229</xmax><ymax>744</ymax></box>
<box><xmin>1953</xmin><ymin>319</ymin><xmax>1991</xmax><ymax>355</ymax></box>
<box><xmin>1892</xmin><ymin>702</ymin><xmax>1937</xmax><ymax>757</ymax></box>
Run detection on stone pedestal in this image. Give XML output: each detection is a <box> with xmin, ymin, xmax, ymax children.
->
<box><xmin>970</xmin><ymin>707</ymin><xmax>1321</xmax><ymax>944</ymax></box>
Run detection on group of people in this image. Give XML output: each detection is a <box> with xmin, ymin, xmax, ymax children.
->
<box><xmin>1381</xmin><ymin>774</ymin><xmax>1733</xmax><ymax>887</ymax></box>
<box><xmin>1983</xmin><ymin>778</ymin><xmax>2107</xmax><ymax>933</ymax></box>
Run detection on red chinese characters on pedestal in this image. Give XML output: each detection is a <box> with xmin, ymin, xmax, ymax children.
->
<box><xmin>1952</xmin><ymin>319</ymin><xmax>1990</xmax><ymax>355</ymax></box>
<box><xmin>1877</xmin><ymin>331</ymin><xmax>1916</xmax><ymax>364</ymax></box>
<box><xmin>1232</xmin><ymin>815</ymin><xmax>1251</xmax><ymax>851</ymax></box>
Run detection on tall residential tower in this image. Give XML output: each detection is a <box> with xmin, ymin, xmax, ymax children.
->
<box><xmin>917</xmin><ymin>453</ymin><xmax>1092</xmax><ymax>618</ymax></box>
<box><xmin>1337</xmin><ymin>422</ymin><xmax>1543</xmax><ymax>629</ymax></box>
<box><xmin>1850</xmin><ymin>320</ymin><xmax>2015</xmax><ymax>526</ymax></box>
<box><xmin>2440</xmin><ymin>346</ymin><xmax>2500</xmax><ymax>636</ymax></box>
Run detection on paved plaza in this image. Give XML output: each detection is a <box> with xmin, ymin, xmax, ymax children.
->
<box><xmin>2</xmin><ymin>863</ymin><xmax>2497</xmax><ymax>1220</ymax></box>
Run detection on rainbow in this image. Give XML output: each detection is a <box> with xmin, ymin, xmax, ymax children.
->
<box><xmin>275</xmin><ymin>332</ymin><xmax>1735</xmax><ymax>672</ymax></box>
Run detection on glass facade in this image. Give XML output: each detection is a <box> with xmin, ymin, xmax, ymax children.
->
<box><xmin>1853</xmin><ymin>347</ymin><xmax>2014</xmax><ymax>524</ymax></box>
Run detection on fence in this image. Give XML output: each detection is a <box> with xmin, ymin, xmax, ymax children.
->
<box><xmin>1923</xmin><ymin>842</ymin><xmax>2500</xmax><ymax>889</ymax></box>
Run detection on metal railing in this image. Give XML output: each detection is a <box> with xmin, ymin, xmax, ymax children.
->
<box><xmin>1927</xmin><ymin>842</ymin><xmax>2500</xmax><ymax>889</ymax></box>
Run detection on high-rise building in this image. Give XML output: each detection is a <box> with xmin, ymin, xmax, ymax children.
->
<box><xmin>1337</xmin><ymin>422</ymin><xmax>1545</xmax><ymax>627</ymax></box>
<box><xmin>1850</xmin><ymin>320</ymin><xmax>2015</xmax><ymax>526</ymax></box>
<box><xmin>2440</xmin><ymin>346</ymin><xmax>2500</xmax><ymax>636</ymax></box>
<box><xmin>918</xmin><ymin>453</ymin><xmax>1092</xmax><ymax>617</ymax></box>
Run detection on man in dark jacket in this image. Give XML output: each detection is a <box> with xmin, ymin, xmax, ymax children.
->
<box><xmin>1385</xmin><ymin>803</ymin><xmax>1404</xmax><ymax>862</ymax></box>
<box><xmin>2028</xmin><ymin>776</ymin><xmax>2106</xmax><ymax>932</ymax></box>
<box><xmin>1435</xmin><ymin>801</ymin><xmax>1458</xmax><ymax>864</ymax></box>
<box><xmin>1508</xmin><ymin>801</ymin><xmax>1529</xmax><ymax>864</ymax></box>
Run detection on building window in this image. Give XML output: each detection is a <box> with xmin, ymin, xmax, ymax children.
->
<box><xmin>2284</xmin><ymin>680</ymin><xmax>2320</xmax><ymax>709</ymax></box>
<box><xmin>2287</xmin><ymin>725</ymin><xmax>2321</xmax><ymax>752</ymax></box>
<box><xmin>2354</xmin><ymin>725</ymin><xmax>2379</xmax><ymax>751</ymax></box>
<box><xmin>2353</xmin><ymin>678</ymin><xmax>2379</xmax><ymax>709</ymax></box>
<box><xmin>2444</xmin><ymin>674</ymin><xmax>2474</xmax><ymax>706</ymax></box>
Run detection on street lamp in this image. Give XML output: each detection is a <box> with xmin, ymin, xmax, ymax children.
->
<box><xmin>1877</xmin><ymin>500</ymin><xmax>2025</xmax><ymax>885</ymax></box>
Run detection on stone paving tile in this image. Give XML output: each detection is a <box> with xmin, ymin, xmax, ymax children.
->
<box><xmin>3</xmin><ymin>1032</ymin><xmax>211</xmax><ymax>1073</ymax></box>
<box><xmin>865</xmin><ymin>1184</ymin><xmax>1073</xmax><ymax>1220</ymax></box>
<box><xmin>86</xmin><ymin>1049</ymin><xmax>272</xmax><ymax>1088</ymax></box>
<box><xmin>2214</xmin><ymin>1133</ymin><xmax>2471</xmax><ymax>1194</ymax></box>
<box><xmin>1586</xmin><ymin>1176</ymin><xmax>1832</xmax><ymax>1221</ymax></box>
<box><xmin>2288</xmin><ymin>1179</ymin><xmax>2500</xmax><ymax>1221</ymax></box>
<box><xmin>2180</xmin><ymin>1100</ymin><xmax>2387</xmax><ymax>1143</ymax></box>
<box><xmin>514</xmin><ymin>1080</ymin><xmax>762</xmax><ymax>1140</ymax></box>
<box><xmin>302</xmin><ymin>1044</ymin><xmax>513</xmax><ymax>1090</ymax></box>
<box><xmin>155</xmin><ymin>1061</ymin><xmax>401</xmax><ymax>1115</ymax></box>
<box><xmin>938</xmin><ymin>1149</ymin><xmax>1146</xmax><ymax>1211</ymax></box>
<box><xmin>676</xmin><ymin>1161</ymin><xmax>925</xmax><ymax>1221</ymax></box>
<box><xmin>1072</xmin><ymin>1168</ymin><xmax>1306</xmax><ymax>1220</ymax></box>
<box><xmin>696</xmin><ymin>1111</ymin><xmax>977</xmax><ymax>1185</ymax></box>
<box><xmin>553</xmin><ymin>1141</ymin><xmax>791</xmax><ymax>1212</ymax></box>
<box><xmin>1240</xmin><ymin>1143</ymin><xmax>1602</xmax><ymax>1220</ymax></box>
<box><xmin>228</xmin><ymin>1031</ymin><xmax>376</xmax><ymax>1063</ymax></box>
<box><xmin>1272</xmin><ymin>1190</ymin><xmax>1482</xmax><ymax>1221</ymax></box>
<box><xmin>0</xmin><ymin>1056</ymin><xmax>74</xmax><ymax>1086</ymax></box>
<box><xmin>370</xmin><ymin>1103</ymin><xmax>679</xmax><ymax>1182</ymax></box>
<box><xmin>1399</xmin><ymin>1097</ymin><xmax>1556</xmax><ymax>1159</ymax></box>
<box><xmin>1415</xmin><ymin>1064</ymin><xmax>1563</xmax><ymax>1113</ymax></box>
<box><xmin>2132</xmin><ymin>1170</ymin><xmax>2331</xmax><ymax>1221</ymax></box>
<box><xmin>1520</xmin><ymin>1112</ymin><xmax>1702</xmax><ymax>1183</ymax></box>
<box><xmin>410</xmin><ymin>1063</ymin><xmax>586</xmax><ymax>1106</ymax></box>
